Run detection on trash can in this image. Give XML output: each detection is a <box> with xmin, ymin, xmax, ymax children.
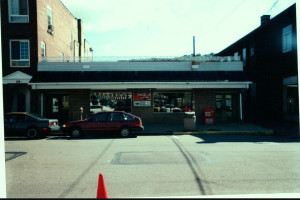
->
<box><xmin>184</xmin><ymin>112</ymin><xmax>196</xmax><ymax>131</ymax></box>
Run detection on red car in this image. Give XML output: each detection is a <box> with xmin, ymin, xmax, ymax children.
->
<box><xmin>61</xmin><ymin>111</ymin><xmax>144</xmax><ymax>138</ymax></box>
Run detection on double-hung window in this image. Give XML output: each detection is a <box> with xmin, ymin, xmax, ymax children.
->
<box><xmin>47</xmin><ymin>6</ymin><xmax>52</xmax><ymax>26</ymax></box>
<box><xmin>10</xmin><ymin>40</ymin><xmax>30</xmax><ymax>67</ymax></box>
<box><xmin>8</xmin><ymin>0</ymin><xmax>29</xmax><ymax>23</ymax></box>
<box><xmin>41</xmin><ymin>41</ymin><xmax>46</xmax><ymax>58</ymax></box>
<box><xmin>282</xmin><ymin>24</ymin><xmax>292</xmax><ymax>53</ymax></box>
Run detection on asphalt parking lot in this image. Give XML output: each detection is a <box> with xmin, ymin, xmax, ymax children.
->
<box><xmin>4</xmin><ymin>134</ymin><xmax>300</xmax><ymax>198</ymax></box>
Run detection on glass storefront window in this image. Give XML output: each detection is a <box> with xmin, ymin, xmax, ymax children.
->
<box><xmin>153</xmin><ymin>92</ymin><xmax>194</xmax><ymax>113</ymax></box>
<box><xmin>90</xmin><ymin>92</ymin><xmax>132</xmax><ymax>114</ymax></box>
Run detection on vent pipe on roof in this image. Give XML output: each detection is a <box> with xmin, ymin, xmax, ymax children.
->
<box><xmin>261</xmin><ymin>15</ymin><xmax>271</xmax><ymax>26</ymax></box>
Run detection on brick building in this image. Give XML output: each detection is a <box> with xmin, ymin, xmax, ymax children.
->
<box><xmin>216</xmin><ymin>4</ymin><xmax>298</xmax><ymax>123</ymax></box>
<box><xmin>1</xmin><ymin>0</ymin><xmax>92</xmax><ymax>117</ymax></box>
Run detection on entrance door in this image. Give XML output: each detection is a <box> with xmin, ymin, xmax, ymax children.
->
<box><xmin>215</xmin><ymin>94</ymin><xmax>234</xmax><ymax>122</ymax></box>
<box><xmin>45</xmin><ymin>95</ymin><xmax>69</xmax><ymax>124</ymax></box>
<box><xmin>17</xmin><ymin>94</ymin><xmax>26</xmax><ymax>112</ymax></box>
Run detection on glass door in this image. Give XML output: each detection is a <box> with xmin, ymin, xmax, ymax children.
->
<box><xmin>215</xmin><ymin>94</ymin><xmax>234</xmax><ymax>122</ymax></box>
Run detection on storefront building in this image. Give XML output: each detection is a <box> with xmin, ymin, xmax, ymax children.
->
<box><xmin>29</xmin><ymin>57</ymin><xmax>251</xmax><ymax>125</ymax></box>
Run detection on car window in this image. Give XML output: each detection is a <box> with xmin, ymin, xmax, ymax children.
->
<box><xmin>16</xmin><ymin>115</ymin><xmax>31</xmax><ymax>122</ymax></box>
<box><xmin>90</xmin><ymin>113</ymin><xmax>108</xmax><ymax>122</ymax></box>
<box><xmin>109</xmin><ymin>113</ymin><xmax>124</xmax><ymax>121</ymax></box>
<box><xmin>123</xmin><ymin>113</ymin><xmax>135</xmax><ymax>121</ymax></box>
<box><xmin>4</xmin><ymin>114</ymin><xmax>15</xmax><ymax>123</ymax></box>
<box><xmin>29</xmin><ymin>113</ymin><xmax>47</xmax><ymax>120</ymax></box>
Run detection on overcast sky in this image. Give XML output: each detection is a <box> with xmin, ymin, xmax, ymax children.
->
<box><xmin>60</xmin><ymin>0</ymin><xmax>296</xmax><ymax>57</ymax></box>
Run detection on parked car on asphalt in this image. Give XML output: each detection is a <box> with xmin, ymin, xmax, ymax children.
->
<box><xmin>4</xmin><ymin>112</ymin><xmax>60</xmax><ymax>139</ymax></box>
<box><xmin>61</xmin><ymin>111</ymin><xmax>144</xmax><ymax>138</ymax></box>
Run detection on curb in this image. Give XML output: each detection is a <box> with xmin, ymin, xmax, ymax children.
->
<box><xmin>174</xmin><ymin>129</ymin><xmax>274</xmax><ymax>135</ymax></box>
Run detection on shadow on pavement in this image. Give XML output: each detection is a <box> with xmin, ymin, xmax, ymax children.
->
<box><xmin>46</xmin><ymin>134</ymin><xmax>137</xmax><ymax>140</ymax></box>
<box><xmin>5</xmin><ymin>152</ymin><xmax>27</xmax><ymax>162</ymax></box>
<box><xmin>190</xmin><ymin>134</ymin><xmax>300</xmax><ymax>143</ymax></box>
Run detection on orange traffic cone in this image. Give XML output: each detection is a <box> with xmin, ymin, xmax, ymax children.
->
<box><xmin>97</xmin><ymin>173</ymin><xmax>108</xmax><ymax>198</ymax></box>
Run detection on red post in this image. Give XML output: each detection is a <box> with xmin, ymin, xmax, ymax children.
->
<box><xmin>97</xmin><ymin>173</ymin><xmax>108</xmax><ymax>198</ymax></box>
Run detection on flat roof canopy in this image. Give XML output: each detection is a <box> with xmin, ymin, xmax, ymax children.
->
<box><xmin>29</xmin><ymin>71</ymin><xmax>251</xmax><ymax>90</ymax></box>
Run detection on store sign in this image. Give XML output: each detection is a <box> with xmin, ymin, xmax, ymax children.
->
<box><xmin>133</xmin><ymin>92</ymin><xmax>151</xmax><ymax>107</ymax></box>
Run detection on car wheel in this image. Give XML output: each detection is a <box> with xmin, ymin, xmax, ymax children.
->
<box><xmin>120</xmin><ymin>127</ymin><xmax>130</xmax><ymax>138</ymax></box>
<box><xmin>27</xmin><ymin>128</ymin><xmax>38</xmax><ymax>139</ymax></box>
<box><xmin>71</xmin><ymin>128</ymin><xmax>81</xmax><ymax>138</ymax></box>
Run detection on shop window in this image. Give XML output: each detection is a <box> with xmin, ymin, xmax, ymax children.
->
<box><xmin>52</xmin><ymin>98</ymin><xmax>58</xmax><ymax>113</ymax></box>
<box><xmin>153</xmin><ymin>92</ymin><xmax>194</xmax><ymax>113</ymax></box>
<box><xmin>90</xmin><ymin>92</ymin><xmax>132</xmax><ymax>113</ymax></box>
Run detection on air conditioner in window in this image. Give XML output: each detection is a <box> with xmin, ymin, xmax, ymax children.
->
<box><xmin>48</xmin><ymin>24</ymin><xmax>55</xmax><ymax>32</ymax></box>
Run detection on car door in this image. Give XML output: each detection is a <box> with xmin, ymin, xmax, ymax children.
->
<box><xmin>107</xmin><ymin>112</ymin><xmax>125</xmax><ymax>132</ymax></box>
<box><xmin>14</xmin><ymin>114</ymin><xmax>29</xmax><ymax>134</ymax></box>
<box><xmin>4</xmin><ymin>114</ymin><xmax>16</xmax><ymax>136</ymax></box>
<box><xmin>83</xmin><ymin>112</ymin><xmax>108</xmax><ymax>133</ymax></box>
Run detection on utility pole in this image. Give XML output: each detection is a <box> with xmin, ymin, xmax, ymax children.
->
<box><xmin>193</xmin><ymin>36</ymin><xmax>195</xmax><ymax>57</ymax></box>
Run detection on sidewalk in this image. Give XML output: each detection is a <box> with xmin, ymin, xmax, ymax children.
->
<box><xmin>141</xmin><ymin>122</ymin><xmax>297</xmax><ymax>137</ymax></box>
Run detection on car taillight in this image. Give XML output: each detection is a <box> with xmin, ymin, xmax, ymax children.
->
<box><xmin>135</xmin><ymin>118</ymin><xmax>142</xmax><ymax>126</ymax></box>
<box><xmin>49</xmin><ymin>122</ymin><xmax>54</xmax><ymax>126</ymax></box>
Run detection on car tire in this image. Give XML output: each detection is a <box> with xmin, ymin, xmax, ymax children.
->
<box><xmin>120</xmin><ymin>127</ymin><xmax>131</xmax><ymax>138</ymax></box>
<box><xmin>27</xmin><ymin>128</ymin><xmax>38</xmax><ymax>139</ymax></box>
<box><xmin>71</xmin><ymin>128</ymin><xmax>81</xmax><ymax>138</ymax></box>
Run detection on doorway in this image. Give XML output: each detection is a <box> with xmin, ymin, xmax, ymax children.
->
<box><xmin>215</xmin><ymin>94</ymin><xmax>236</xmax><ymax>122</ymax></box>
<box><xmin>45</xmin><ymin>95</ymin><xmax>69</xmax><ymax>124</ymax></box>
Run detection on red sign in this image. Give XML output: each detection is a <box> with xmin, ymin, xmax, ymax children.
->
<box><xmin>133</xmin><ymin>92</ymin><xmax>151</xmax><ymax>101</ymax></box>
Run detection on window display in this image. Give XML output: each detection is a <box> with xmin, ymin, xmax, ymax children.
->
<box><xmin>153</xmin><ymin>92</ymin><xmax>194</xmax><ymax>113</ymax></box>
<box><xmin>90</xmin><ymin>92</ymin><xmax>132</xmax><ymax>113</ymax></box>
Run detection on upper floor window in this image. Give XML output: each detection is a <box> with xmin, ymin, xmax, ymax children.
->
<box><xmin>8</xmin><ymin>0</ymin><xmax>29</xmax><ymax>23</ymax></box>
<box><xmin>61</xmin><ymin>53</ymin><xmax>64</xmax><ymax>62</ymax></box>
<box><xmin>41</xmin><ymin>41</ymin><xmax>46</xmax><ymax>57</ymax></box>
<box><xmin>282</xmin><ymin>24</ymin><xmax>292</xmax><ymax>53</ymax></box>
<box><xmin>47</xmin><ymin>5</ymin><xmax>52</xmax><ymax>26</ymax></box>
<box><xmin>250</xmin><ymin>47</ymin><xmax>255</xmax><ymax>56</ymax></box>
<box><xmin>242</xmin><ymin>48</ymin><xmax>246</xmax><ymax>66</ymax></box>
<box><xmin>10</xmin><ymin>40</ymin><xmax>30</xmax><ymax>67</ymax></box>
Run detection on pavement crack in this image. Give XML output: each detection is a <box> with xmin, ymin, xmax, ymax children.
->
<box><xmin>58</xmin><ymin>139</ymin><xmax>114</xmax><ymax>198</ymax></box>
<box><xmin>169</xmin><ymin>136</ymin><xmax>212</xmax><ymax>195</ymax></box>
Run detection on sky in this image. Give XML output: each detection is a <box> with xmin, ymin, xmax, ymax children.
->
<box><xmin>60</xmin><ymin>0</ymin><xmax>296</xmax><ymax>57</ymax></box>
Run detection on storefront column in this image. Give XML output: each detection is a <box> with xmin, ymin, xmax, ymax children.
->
<box><xmin>240</xmin><ymin>93</ymin><xmax>243</xmax><ymax>122</ymax></box>
<box><xmin>41</xmin><ymin>93</ymin><xmax>44</xmax><ymax>116</ymax></box>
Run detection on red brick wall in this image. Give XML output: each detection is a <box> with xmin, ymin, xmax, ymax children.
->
<box><xmin>194</xmin><ymin>89</ymin><xmax>216</xmax><ymax>124</ymax></box>
<box><xmin>69</xmin><ymin>90</ymin><xmax>90</xmax><ymax>121</ymax></box>
<box><xmin>36</xmin><ymin>0</ymin><xmax>78</xmax><ymax>59</ymax></box>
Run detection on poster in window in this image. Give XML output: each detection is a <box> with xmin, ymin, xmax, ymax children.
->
<box><xmin>133</xmin><ymin>92</ymin><xmax>151</xmax><ymax>107</ymax></box>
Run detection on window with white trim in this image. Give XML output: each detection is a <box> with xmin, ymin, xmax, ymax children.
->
<box><xmin>41</xmin><ymin>41</ymin><xmax>46</xmax><ymax>57</ymax></box>
<box><xmin>47</xmin><ymin>5</ymin><xmax>52</xmax><ymax>26</ymax></box>
<box><xmin>8</xmin><ymin>0</ymin><xmax>29</xmax><ymax>23</ymax></box>
<box><xmin>282</xmin><ymin>24</ymin><xmax>292</xmax><ymax>53</ymax></box>
<box><xmin>10</xmin><ymin>40</ymin><xmax>30</xmax><ymax>67</ymax></box>
<box><xmin>61</xmin><ymin>53</ymin><xmax>64</xmax><ymax>62</ymax></box>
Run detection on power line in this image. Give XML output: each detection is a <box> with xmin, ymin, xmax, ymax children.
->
<box><xmin>264</xmin><ymin>0</ymin><xmax>280</xmax><ymax>16</ymax></box>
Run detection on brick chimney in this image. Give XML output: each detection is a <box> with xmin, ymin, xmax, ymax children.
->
<box><xmin>261</xmin><ymin>15</ymin><xmax>270</xmax><ymax>26</ymax></box>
